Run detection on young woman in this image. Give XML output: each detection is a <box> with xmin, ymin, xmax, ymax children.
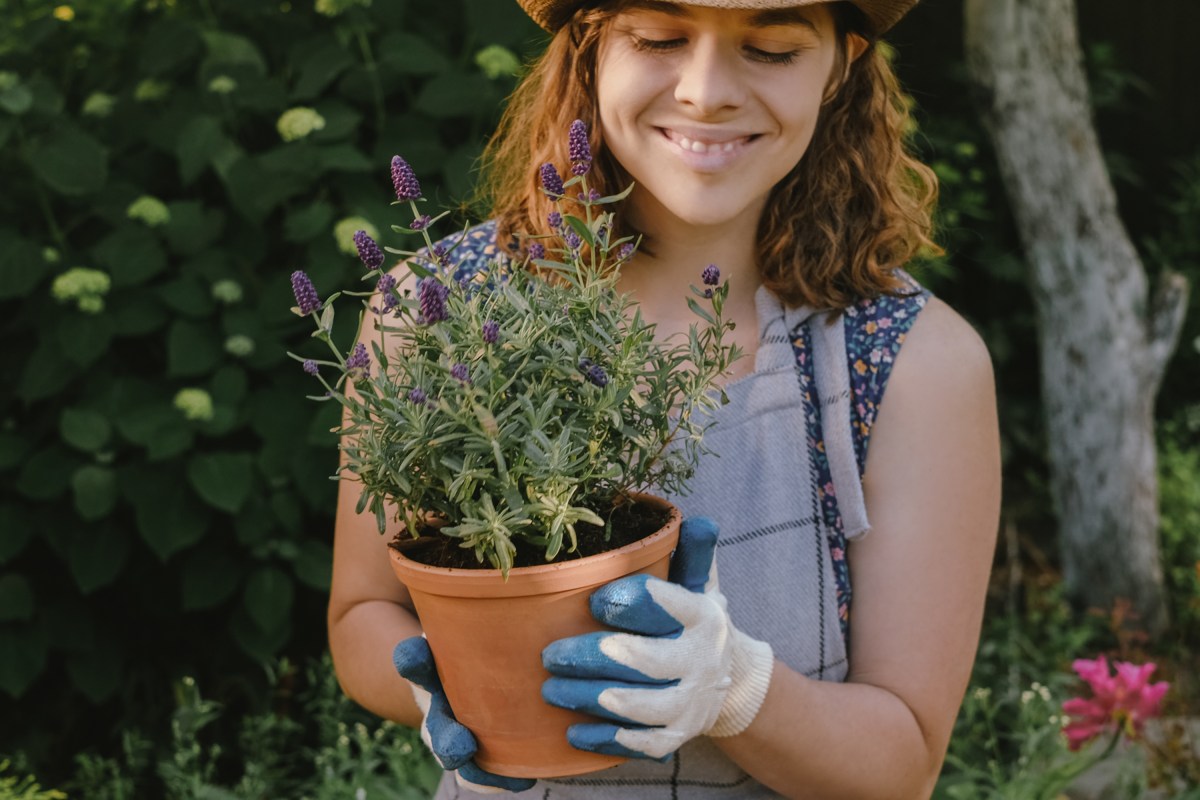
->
<box><xmin>327</xmin><ymin>1</ymin><xmax>1002</xmax><ymax>797</ymax></box>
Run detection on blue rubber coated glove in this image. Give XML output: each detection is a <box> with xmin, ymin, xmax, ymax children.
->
<box><xmin>540</xmin><ymin>517</ymin><xmax>775</xmax><ymax>761</ymax></box>
<box><xmin>393</xmin><ymin>636</ymin><xmax>538</xmax><ymax>794</ymax></box>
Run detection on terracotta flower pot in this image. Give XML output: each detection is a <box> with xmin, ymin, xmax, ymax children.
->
<box><xmin>388</xmin><ymin>494</ymin><xmax>682</xmax><ymax>779</ymax></box>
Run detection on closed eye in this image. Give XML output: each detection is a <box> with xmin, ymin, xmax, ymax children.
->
<box><xmin>630</xmin><ymin>35</ymin><xmax>802</xmax><ymax>65</ymax></box>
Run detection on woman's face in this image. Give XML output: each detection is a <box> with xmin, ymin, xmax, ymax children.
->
<box><xmin>596</xmin><ymin>1</ymin><xmax>844</xmax><ymax>231</ymax></box>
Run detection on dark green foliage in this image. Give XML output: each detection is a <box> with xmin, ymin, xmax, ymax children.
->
<box><xmin>0</xmin><ymin>0</ymin><xmax>540</xmax><ymax>779</ymax></box>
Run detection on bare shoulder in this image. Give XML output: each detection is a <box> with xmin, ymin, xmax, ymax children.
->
<box><xmin>891</xmin><ymin>296</ymin><xmax>995</xmax><ymax>399</ymax></box>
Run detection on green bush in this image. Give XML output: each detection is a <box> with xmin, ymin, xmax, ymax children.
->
<box><xmin>0</xmin><ymin>0</ymin><xmax>539</xmax><ymax>777</ymax></box>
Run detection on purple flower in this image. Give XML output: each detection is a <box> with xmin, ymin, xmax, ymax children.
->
<box><xmin>568</xmin><ymin>119</ymin><xmax>592</xmax><ymax>173</ymax></box>
<box><xmin>547</xmin><ymin>211</ymin><xmax>562</xmax><ymax>230</ymax></box>
<box><xmin>482</xmin><ymin>320</ymin><xmax>499</xmax><ymax>344</ymax></box>
<box><xmin>408</xmin><ymin>387</ymin><xmax>428</xmax><ymax>404</ymax></box>
<box><xmin>432</xmin><ymin>243</ymin><xmax>449</xmax><ymax>267</ymax></box>
<box><xmin>291</xmin><ymin>270</ymin><xmax>320</xmax><ymax>314</ymax></box>
<box><xmin>411</xmin><ymin>214</ymin><xmax>431</xmax><ymax>231</ymax></box>
<box><xmin>704</xmin><ymin>288</ymin><xmax>714</xmax><ymax>299</ymax></box>
<box><xmin>578</xmin><ymin>356</ymin><xmax>607</xmax><ymax>386</ymax></box>
<box><xmin>540</xmin><ymin>163</ymin><xmax>564</xmax><ymax>198</ymax></box>
<box><xmin>702</xmin><ymin>264</ymin><xmax>720</xmax><ymax>286</ymax></box>
<box><xmin>528</xmin><ymin>242</ymin><xmax>545</xmax><ymax>260</ymax></box>
<box><xmin>377</xmin><ymin>273</ymin><xmax>396</xmax><ymax>294</ymax></box>
<box><xmin>418</xmin><ymin>278</ymin><xmax>449</xmax><ymax>323</ymax></box>
<box><xmin>354</xmin><ymin>230</ymin><xmax>385</xmax><ymax>271</ymax></box>
<box><xmin>302</xmin><ymin>359</ymin><xmax>319</xmax><ymax>375</ymax></box>
<box><xmin>450</xmin><ymin>363</ymin><xmax>470</xmax><ymax>384</ymax></box>
<box><xmin>391</xmin><ymin>155</ymin><xmax>422</xmax><ymax>201</ymax></box>
<box><xmin>346</xmin><ymin>342</ymin><xmax>370</xmax><ymax>376</ymax></box>
<box><xmin>564</xmin><ymin>230</ymin><xmax>582</xmax><ymax>251</ymax></box>
<box><xmin>618</xmin><ymin>242</ymin><xmax>635</xmax><ymax>262</ymax></box>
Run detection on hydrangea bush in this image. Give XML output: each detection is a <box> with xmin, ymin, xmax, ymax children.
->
<box><xmin>291</xmin><ymin>122</ymin><xmax>741</xmax><ymax>576</ymax></box>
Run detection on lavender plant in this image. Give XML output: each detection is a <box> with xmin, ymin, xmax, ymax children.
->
<box><xmin>290</xmin><ymin>121</ymin><xmax>740</xmax><ymax>577</ymax></box>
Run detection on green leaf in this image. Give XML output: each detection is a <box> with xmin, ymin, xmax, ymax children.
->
<box><xmin>230</xmin><ymin>603</ymin><xmax>290</xmax><ymax>663</ymax></box>
<box><xmin>0</xmin><ymin>575</ymin><xmax>33</xmax><ymax>621</ymax></box>
<box><xmin>0</xmin><ymin>83</ymin><xmax>32</xmax><ymax>115</ymax></box>
<box><xmin>140</xmin><ymin>18</ymin><xmax>203</xmax><ymax>74</ymax></box>
<box><xmin>164</xmin><ymin>201</ymin><xmax>224</xmax><ymax>255</ymax></box>
<box><xmin>167</xmin><ymin>319</ymin><xmax>223</xmax><ymax>377</ymax></box>
<box><xmin>109</xmin><ymin>288</ymin><xmax>168</xmax><ymax>337</ymax></box>
<box><xmin>0</xmin><ymin>432</ymin><xmax>31</xmax><ymax>471</ymax></box>
<box><xmin>284</xmin><ymin>200</ymin><xmax>334</xmax><ymax>243</ymax></box>
<box><xmin>188</xmin><ymin>452</ymin><xmax>253</xmax><ymax>513</ymax></box>
<box><xmin>222</xmin><ymin>156</ymin><xmax>308</xmax><ymax>223</ymax></box>
<box><xmin>159</xmin><ymin>275</ymin><xmax>215</xmax><ymax>317</ymax></box>
<box><xmin>65</xmin><ymin>639</ymin><xmax>122</xmax><ymax>703</ymax></box>
<box><xmin>0</xmin><ymin>626</ymin><xmax>47</xmax><ymax>698</ymax></box>
<box><xmin>176</xmin><ymin>114</ymin><xmax>234</xmax><ymax>185</ymax></box>
<box><xmin>72</xmin><ymin>465</ymin><xmax>118</xmax><ymax>520</ymax></box>
<box><xmin>28</xmin><ymin>125</ymin><xmax>108</xmax><ymax>195</ymax></box>
<box><xmin>15</xmin><ymin>446</ymin><xmax>76</xmax><ymax>500</ymax></box>
<box><xmin>57</xmin><ymin>312</ymin><xmax>115</xmax><ymax>367</ymax></box>
<box><xmin>200</xmin><ymin>30</ymin><xmax>267</xmax><ymax>76</ymax></box>
<box><xmin>415</xmin><ymin>73</ymin><xmax>496</xmax><ymax>118</ymax></box>
<box><xmin>243</xmin><ymin>566</ymin><xmax>294</xmax><ymax>635</ymax></box>
<box><xmin>0</xmin><ymin>506</ymin><xmax>33</xmax><ymax>563</ymax></box>
<box><xmin>92</xmin><ymin>226</ymin><xmax>167</xmax><ymax>286</ymax></box>
<box><xmin>686</xmin><ymin>297</ymin><xmax>716</xmax><ymax>325</ymax></box>
<box><xmin>60</xmin><ymin>408</ymin><xmax>112</xmax><ymax>452</ymax></box>
<box><xmin>378</xmin><ymin>32</ymin><xmax>450</xmax><ymax>75</ymax></box>
<box><xmin>18</xmin><ymin>339</ymin><xmax>72</xmax><ymax>402</ymax></box>
<box><xmin>125</xmin><ymin>467</ymin><xmax>209</xmax><ymax>561</ymax></box>
<box><xmin>181</xmin><ymin>547</ymin><xmax>243</xmax><ymax>610</ymax></box>
<box><xmin>318</xmin><ymin>144</ymin><xmax>372</xmax><ymax>173</ymax></box>
<box><xmin>0</xmin><ymin>117</ymin><xmax>13</xmax><ymax>149</ymax></box>
<box><xmin>293</xmin><ymin>539</ymin><xmax>332</xmax><ymax>591</ymax></box>
<box><xmin>292</xmin><ymin>41</ymin><xmax>354</xmax><ymax>99</ymax></box>
<box><xmin>309</xmin><ymin>101</ymin><xmax>362</xmax><ymax>143</ymax></box>
<box><xmin>68</xmin><ymin>526</ymin><xmax>130</xmax><ymax>594</ymax></box>
<box><xmin>0</xmin><ymin>228</ymin><xmax>50</xmax><ymax>300</ymax></box>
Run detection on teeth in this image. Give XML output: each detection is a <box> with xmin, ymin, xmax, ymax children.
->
<box><xmin>674</xmin><ymin>134</ymin><xmax>745</xmax><ymax>154</ymax></box>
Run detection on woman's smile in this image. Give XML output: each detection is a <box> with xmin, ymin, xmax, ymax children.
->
<box><xmin>657</xmin><ymin>126</ymin><xmax>761</xmax><ymax>172</ymax></box>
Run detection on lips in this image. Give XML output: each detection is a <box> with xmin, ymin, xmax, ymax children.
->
<box><xmin>656</xmin><ymin>127</ymin><xmax>761</xmax><ymax>171</ymax></box>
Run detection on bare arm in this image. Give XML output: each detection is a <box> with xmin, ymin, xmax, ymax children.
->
<box><xmin>326</xmin><ymin>268</ymin><xmax>427</xmax><ymax>729</ymax></box>
<box><xmin>711</xmin><ymin>298</ymin><xmax>1002</xmax><ymax>798</ymax></box>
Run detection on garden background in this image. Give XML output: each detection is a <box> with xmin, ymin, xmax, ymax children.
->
<box><xmin>1</xmin><ymin>0</ymin><xmax>1198</xmax><ymax>797</ymax></box>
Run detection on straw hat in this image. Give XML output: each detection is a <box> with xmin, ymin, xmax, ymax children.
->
<box><xmin>518</xmin><ymin>0</ymin><xmax>918</xmax><ymax>37</ymax></box>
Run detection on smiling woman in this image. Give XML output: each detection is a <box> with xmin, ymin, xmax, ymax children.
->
<box><xmin>326</xmin><ymin>1</ymin><xmax>1002</xmax><ymax>798</ymax></box>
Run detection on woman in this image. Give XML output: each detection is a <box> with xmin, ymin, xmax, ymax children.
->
<box><xmin>327</xmin><ymin>1</ymin><xmax>1002</xmax><ymax>797</ymax></box>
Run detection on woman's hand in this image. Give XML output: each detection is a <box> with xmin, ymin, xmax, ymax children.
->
<box><xmin>393</xmin><ymin>636</ymin><xmax>538</xmax><ymax>794</ymax></box>
<box><xmin>540</xmin><ymin>517</ymin><xmax>775</xmax><ymax>761</ymax></box>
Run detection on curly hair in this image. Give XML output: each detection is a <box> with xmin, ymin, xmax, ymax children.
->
<box><xmin>476</xmin><ymin>1</ymin><xmax>940</xmax><ymax>310</ymax></box>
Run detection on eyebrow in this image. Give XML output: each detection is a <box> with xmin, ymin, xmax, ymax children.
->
<box><xmin>623</xmin><ymin>2</ymin><xmax>820</xmax><ymax>33</ymax></box>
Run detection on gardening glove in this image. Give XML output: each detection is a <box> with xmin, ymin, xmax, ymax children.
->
<box><xmin>393</xmin><ymin>636</ymin><xmax>538</xmax><ymax>795</ymax></box>
<box><xmin>540</xmin><ymin>516</ymin><xmax>775</xmax><ymax>761</ymax></box>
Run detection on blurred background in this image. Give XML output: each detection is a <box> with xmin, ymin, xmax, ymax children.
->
<box><xmin>0</xmin><ymin>0</ymin><xmax>1197</xmax><ymax>797</ymax></box>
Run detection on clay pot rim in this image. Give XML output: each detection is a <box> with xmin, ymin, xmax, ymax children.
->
<box><xmin>389</xmin><ymin>493</ymin><xmax>682</xmax><ymax>599</ymax></box>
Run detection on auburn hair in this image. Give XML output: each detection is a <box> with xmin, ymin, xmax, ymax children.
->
<box><xmin>477</xmin><ymin>1</ymin><xmax>941</xmax><ymax>310</ymax></box>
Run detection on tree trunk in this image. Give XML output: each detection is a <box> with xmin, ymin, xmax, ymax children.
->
<box><xmin>963</xmin><ymin>0</ymin><xmax>1188</xmax><ymax>636</ymax></box>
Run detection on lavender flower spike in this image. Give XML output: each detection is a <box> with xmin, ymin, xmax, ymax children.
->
<box><xmin>451</xmin><ymin>363</ymin><xmax>470</xmax><ymax>384</ymax></box>
<box><xmin>291</xmin><ymin>270</ymin><xmax>320</xmax><ymax>314</ymax></box>
<box><xmin>353</xmin><ymin>230</ymin><xmax>385</xmax><ymax>271</ymax></box>
<box><xmin>569</xmin><ymin>119</ymin><xmax>592</xmax><ymax>175</ymax></box>
<box><xmin>346</xmin><ymin>342</ymin><xmax>370</xmax><ymax>377</ymax></box>
<box><xmin>528</xmin><ymin>242</ymin><xmax>545</xmax><ymax>261</ymax></box>
<box><xmin>702</xmin><ymin>264</ymin><xmax>721</xmax><ymax>286</ymax></box>
<box><xmin>410</xmin><ymin>214</ymin><xmax>431</xmax><ymax>231</ymax></box>
<box><xmin>418</xmin><ymin>278</ymin><xmax>450</xmax><ymax>323</ymax></box>
<box><xmin>408</xmin><ymin>387</ymin><xmax>428</xmax><ymax>405</ymax></box>
<box><xmin>482</xmin><ymin>320</ymin><xmax>499</xmax><ymax>344</ymax></box>
<box><xmin>540</xmin><ymin>163</ymin><xmax>564</xmax><ymax>198</ymax></box>
<box><xmin>302</xmin><ymin>359</ymin><xmax>319</xmax><ymax>375</ymax></box>
<box><xmin>391</xmin><ymin>155</ymin><xmax>422</xmax><ymax>201</ymax></box>
<box><xmin>547</xmin><ymin>211</ymin><xmax>563</xmax><ymax>230</ymax></box>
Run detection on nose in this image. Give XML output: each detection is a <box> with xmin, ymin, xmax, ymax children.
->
<box><xmin>673</xmin><ymin>36</ymin><xmax>747</xmax><ymax>115</ymax></box>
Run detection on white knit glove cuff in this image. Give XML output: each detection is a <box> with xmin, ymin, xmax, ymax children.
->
<box><xmin>707</xmin><ymin>626</ymin><xmax>774</xmax><ymax>737</ymax></box>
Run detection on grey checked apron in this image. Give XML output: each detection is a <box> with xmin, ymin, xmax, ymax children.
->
<box><xmin>436</xmin><ymin>286</ymin><xmax>870</xmax><ymax>799</ymax></box>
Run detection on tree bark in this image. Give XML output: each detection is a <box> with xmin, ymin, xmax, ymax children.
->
<box><xmin>963</xmin><ymin>0</ymin><xmax>1188</xmax><ymax>636</ymax></box>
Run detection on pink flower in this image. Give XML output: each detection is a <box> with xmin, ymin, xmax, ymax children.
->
<box><xmin>1061</xmin><ymin>656</ymin><xmax>1169</xmax><ymax>751</ymax></box>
